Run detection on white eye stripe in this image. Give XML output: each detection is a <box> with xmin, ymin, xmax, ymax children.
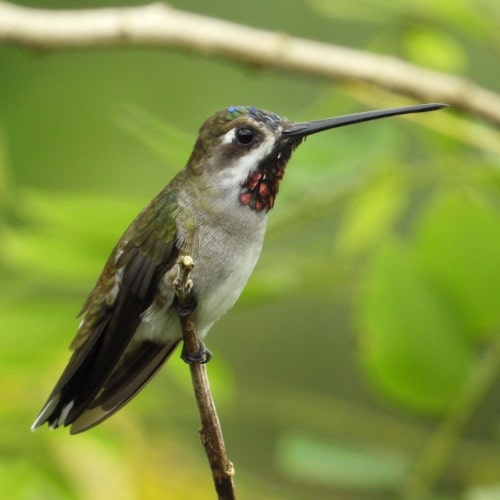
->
<box><xmin>217</xmin><ymin>135</ymin><xmax>275</xmax><ymax>190</ymax></box>
<box><xmin>221</xmin><ymin>128</ymin><xmax>236</xmax><ymax>145</ymax></box>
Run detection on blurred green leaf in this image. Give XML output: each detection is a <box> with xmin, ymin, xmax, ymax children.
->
<box><xmin>2</xmin><ymin>190</ymin><xmax>141</xmax><ymax>286</ymax></box>
<box><xmin>415</xmin><ymin>192</ymin><xmax>500</xmax><ymax>336</ymax></box>
<box><xmin>310</xmin><ymin>0</ymin><xmax>494</xmax><ymax>39</ymax></box>
<box><xmin>335</xmin><ymin>167</ymin><xmax>407</xmax><ymax>257</ymax></box>
<box><xmin>403</xmin><ymin>28</ymin><xmax>467</xmax><ymax>73</ymax></box>
<box><xmin>0</xmin><ymin>456</ymin><xmax>73</xmax><ymax>500</ymax></box>
<box><xmin>358</xmin><ymin>241</ymin><xmax>474</xmax><ymax>414</ymax></box>
<box><xmin>0</xmin><ymin>298</ymin><xmax>77</xmax><ymax>373</ymax></box>
<box><xmin>466</xmin><ymin>482</ymin><xmax>500</xmax><ymax>500</ymax></box>
<box><xmin>276</xmin><ymin>432</ymin><xmax>410</xmax><ymax>489</ymax></box>
<box><xmin>115</xmin><ymin>104</ymin><xmax>193</xmax><ymax>168</ymax></box>
<box><xmin>0</xmin><ymin>127</ymin><xmax>9</xmax><ymax>208</ymax></box>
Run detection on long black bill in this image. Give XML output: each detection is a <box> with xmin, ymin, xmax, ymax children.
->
<box><xmin>283</xmin><ymin>103</ymin><xmax>447</xmax><ymax>137</ymax></box>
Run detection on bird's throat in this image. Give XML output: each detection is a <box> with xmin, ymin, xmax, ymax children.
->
<box><xmin>238</xmin><ymin>170</ymin><xmax>279</xmax><ymax>211</ymax></box>
<box><xmin>238</xmin><ymin>150</ymin><xmax>291</xmax><ymax>212</ymax></box>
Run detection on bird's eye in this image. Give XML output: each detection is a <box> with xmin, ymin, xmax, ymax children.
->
<box><xmin>235</xmin><ymin>127</ymin><xmax>255</xmax><ymax>145</ymax></box>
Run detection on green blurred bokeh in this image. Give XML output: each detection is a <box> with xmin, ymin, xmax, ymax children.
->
<box><xmin>1</xmin><ymin>1</ymin><xmax>500</xmax><ymax>498</ymax></box>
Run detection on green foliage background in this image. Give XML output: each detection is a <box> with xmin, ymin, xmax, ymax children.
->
<box><xmin>1</xmin><ymin>0</ymin><xmax>500</xmax><ymax>498</ymax></box>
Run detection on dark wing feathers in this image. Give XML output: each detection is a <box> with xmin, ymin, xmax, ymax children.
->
<box><xmin>70</xmin><ymin>339</ymin><xmax>180</xmax><ymax>434</ymax></box>
<box><xmin>32</xmin><ymin>186</ymin><xmax>181</xmax><ymax>432</ymax></box>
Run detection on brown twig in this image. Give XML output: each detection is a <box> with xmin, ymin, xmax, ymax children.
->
<box><xmin>0</xmin><ymin>1</ymin><xmax>500</xmax><ymax>125</ymax></box>
<box><xmin>173</xmin><ymin>255</ymin><xmax>236</xmax><ymax>500</ymax></box>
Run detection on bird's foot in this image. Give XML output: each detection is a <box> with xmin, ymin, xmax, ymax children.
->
<box><xmin>172</xmin><ymin>279</ymin><xmax>198</xmax><ymax>316</ymax></box>
<box><xmin>181</xmin><ymin>342</ymin><xmax>212</xmax><ymax>364</ymax></box>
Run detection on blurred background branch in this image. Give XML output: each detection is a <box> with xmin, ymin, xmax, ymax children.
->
<box><xmin>1</xmin><ymin>1</ymin><xmax>500</xmax><ymax>124</ymax></box>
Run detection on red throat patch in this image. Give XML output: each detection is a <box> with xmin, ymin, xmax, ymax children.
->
<box><xmin>239</xmin><ymin>167</ymin><xmax>284</xmax><ymax>212</ymax></box>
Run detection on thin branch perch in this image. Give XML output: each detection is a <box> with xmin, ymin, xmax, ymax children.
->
<box><xmin>0</xmin><ymin>1</ymin><xmax>500</xmax><ymax>125</ymax></box>
<box><xmin>173</xmin><ymin>255</ymin><xmax>236</xmax><ymax>500</ymax></box>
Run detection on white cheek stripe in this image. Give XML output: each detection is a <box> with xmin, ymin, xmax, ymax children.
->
<box><xmin>218</xmin><ymin>135</ymin><xmax>275</xmax><ymax>190</ymax></box>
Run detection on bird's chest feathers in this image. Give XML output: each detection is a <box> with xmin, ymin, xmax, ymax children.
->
<box><xmin>190</xmin><ymin>212</ymin><xmax>264</xmax><ymax>310</ymax></box>
<box><xmin>174</xmin><ymin>195</ymin><xmax>267</xmax><ymax>332</ymax></box>
<box><xmin>135</xmin><ymin>214</ymin><xmax>264</xmax><ymax>344</ymax></box>
<box><xmin>195</xmin><ymin>226</ymin><xmax>262</xmax><ymax>317</ymax></box>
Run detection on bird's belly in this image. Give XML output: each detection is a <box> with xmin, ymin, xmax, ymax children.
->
<box><xmin>135</xmin><ymin>224</ymin><xmax>264</xmax><ymax>344</ymax></box>
<box><xmin>194</xmin><ymin>242</ymin><xmax>261</xmax><ymax>338</ymax></box>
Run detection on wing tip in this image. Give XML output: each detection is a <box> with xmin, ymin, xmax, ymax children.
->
<box><xmin>31</xmin><ymin>394</ymin><xmax>60</xmax><ymax>431</ymax></box>
<box><xmin>31</xmin><ymin>395</ymin><xmax>76</xmax><ymax>431</ymax></box>
<box><xmin>31</xmin><ymin>393</ymin><xmax>107</xmax><ymax>434</ymax></box>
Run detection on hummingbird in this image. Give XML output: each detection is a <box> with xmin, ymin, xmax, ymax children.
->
<box><xmin>32</xmin><ymin>103</ymin><xmax>446</xmax><ymax>434</ymax></box>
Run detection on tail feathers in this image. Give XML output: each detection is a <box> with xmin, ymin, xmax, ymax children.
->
<box><xmin>32</xmin><ymin>339</ymin><xmax>180</xmax><ymax>434</ymax></box>
<box><xmin>31</xmin><ymin>395</ymin><xmax>62</xmax><ymax>431</ymax></box>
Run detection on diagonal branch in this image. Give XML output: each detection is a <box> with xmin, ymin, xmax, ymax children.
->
<box><xmin>173</xmin><ymin>255</ymin><xmax>236</xmax><ymax>500</ymax></box>
<box><xmin>0</xmin><ymin>1</ymin><xmax>500</xmax><ymax>125</ymax></box>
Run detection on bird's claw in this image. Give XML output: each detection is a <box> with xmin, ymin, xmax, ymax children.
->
<box><xmin>173</xmin><ymin>283</ymin><xmax>197</xmax><ymax>316</ymax></box>
<box><xmin>181</xmin><ymin>342</ymin><xmax>213</xmax><ymax>364</ymax></box>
